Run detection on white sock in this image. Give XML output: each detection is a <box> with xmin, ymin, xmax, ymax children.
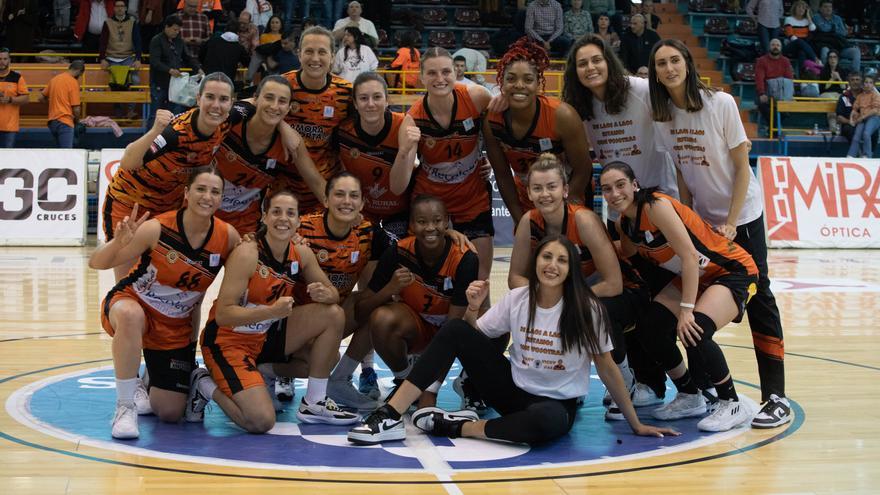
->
<box><xmin>116</xmin><ymin>378</ymin><xmax>137</xmax><ymax>404</ymax></box>
<box><xmin>617</xmin><ymin>356</ymin><xmax>634</xmax><ymax>391</ymax></box>
<box><xmin>257</xmin><ymin>363</ymin><xmax>276</xmax><ymax>378</ymax></box>
<box><xmin>197</xmin><ymin>374</ymin><xmax>218</xmax><ymax>399</ymax></box>
<box><xmin>331</xmin><ymin>355</ymin><xmax>359</xmax><ymax>381</ymax></box>
<box><xmin>426</xmin><ymin>380</ymin><xmax>442</xmax><ymax>394</ymax></box>
<box><xmin>392</xmin><ymin>360</ymin><xmax>413</xmax><ymax>380</ymax></box>
<box><xmin>305</xmin><ymin>377</ymin><xmax>328</xmax><ymax>405</ymax></box>
<box><xmin>361</xmin><ymin>351</ymin><xmax>375</xmax><ymax>370</ymax></box>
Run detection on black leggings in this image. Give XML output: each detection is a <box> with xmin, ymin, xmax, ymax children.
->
<box><xmin>407</xmin><ymin>319</ymin><xmax>578</xmax><ymax>445</ymax></box>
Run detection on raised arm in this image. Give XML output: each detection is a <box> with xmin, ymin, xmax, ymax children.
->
<box><xmin>120</xmin><ymin>109</ymin><xmax>173</xmax><ymax>171</ymax></box>
<box><xmin>89</xmin><ymin>205</ymin><xmax>159</xmax><ymax>270</ymax></box>
<box><xmin>390</xmin><ymin>114</ymin><xmax>420</xmax><ymax>195</ymax></box>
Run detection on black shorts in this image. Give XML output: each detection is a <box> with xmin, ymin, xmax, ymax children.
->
<box><xmin>710</xmin><ymin>273</ymin><xmax>759</xmax><ymax>323</ymax></box>
<box><xmin>143</xmin><ymin>342</ymin><xmax>196</xmax><ymax>393</ymax></box>
<box><xmin>256</xmin><ymin>319</ymin><xmax>288</xmax><ymax>364</ymax></box>
<box><xmin>451</xmin><ymin>209</ymin><xmax>495</xmax><ymax>240</ymax></box>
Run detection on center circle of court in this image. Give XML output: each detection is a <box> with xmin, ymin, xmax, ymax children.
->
<box><xmin>7</xmin><ymin>362</ymin><xmax>774</xmax><ymax>475</ymax></box>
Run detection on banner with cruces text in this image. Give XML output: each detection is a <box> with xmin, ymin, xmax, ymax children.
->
<box><xmin>97</xmin><ymin>149</ymin><xmax>124</xmax><ymax>243</ymax></box>
<box><xmin>758</xmin><ymin>156</ymin><xmax>879</xmax><ymax>248</ymax></box>
<box><xmin>0</xmin><ymin>149</ymin><xmax>88</xmax><ymax>246</ymax></box>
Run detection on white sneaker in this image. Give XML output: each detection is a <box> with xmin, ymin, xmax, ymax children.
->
<box><xmin>327</xmin><ymin>376</ymin><xmax>379</xmax><ymax>411</ymax></box>
<box><xmin>348</xmin><ymin>406</ymin><xmax>405</xmax><ymax>445</ymax></box>
<box><xmin>631</xmin><ymin>383</ymin><xmax>664</xmax><ymax>407</ymax></box>
<box><xmin>703</xmin><ymin>387</ymin><xmax>720</xmax><ymax>414</ymax></box>
<box><xmin>263</xmin><ymin>375</ymin><xmax>284</xmax><ymax>412</ymax></box>
<box><xmin>412</xmin><ymin>407</ymin><xmax>478</xmax><ymax>437</ymax></box>
<box><xmin>698</xmin><ymin>399</ymin><xmax>751</xmax><ymax>432</ymax></box>
<box><xmin>275</xmin><ymin>377</ymin><xmax>294</xmax><ymax>402</ymax></box>
<box><xmin>184</xmin><ymin>368</ymin><xmax>211</xmax><ymax>423</ymax></box>
<box><xmin>652</xmin><ymin>392</ymin><xmax>707</xmax><ymax>420</ymax></box>
<box><xmin>111</xmin><ymin>401</ymin><xmax>139</xmax><ymax>439</ymax></box>
<box><xmin>134</xmin><ymin>378</ymin><xmax>153</xmax><ymax>415</ymax></box>
<box><xmin>605</xmin><ymin>400</ymin><xmax>625</xmax><ymax>421</ymax></box>
<box><xmin>296</xmin><ymin>397</ymin><xmax>361</xmax><ymax>425</ymax></box>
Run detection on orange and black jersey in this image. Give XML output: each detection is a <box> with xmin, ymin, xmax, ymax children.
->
<box><xmin>204</xmin><ymin>235</ymin><xmax>307</xmax><ymax>339</ymax></box>
<box><xmin>620</xmin><ymin>193</ymin><xmax>758</xmax><ymax>283</ymax></box>
<box><xmin>338</xmin><ymin>111</ymin><xmax>411</xmax><ymax>219</ymax></box>
<box><xmin>408</xmin><ymin>84</ymin><xmax>489</xmax><ymax>221</ymax></box>
<box><xmin>368</xmin><ymin>236</ymin><xmax>479</xmax><ymax>329</ymax></box>
<box><xmin>107</xmin><ymin>103</ymin><xmax>254</xmax><ymax>214</ymax></box>
<box><xmin>296</xmin><ymin>210</ymin><xmax>373</xmax><ymax>301</ymax></box>
<box><xmin>103</xmin><ymin>209</ymin><xmax>232</xmax><ymax>349</ymax></box>
<box><xmin>214</xmin><ymin>116</ymin><xmax>290</xmax><ymax>235</ymax></box>
<box><xmin>278</xmin><ymin>70</ymin><xmax>351</xmax><ymax>210</ymax></box>
<box><xmin>487</xmin><ymin>95</ymin><xmax>565</xmax><ymax>210</ymax></box>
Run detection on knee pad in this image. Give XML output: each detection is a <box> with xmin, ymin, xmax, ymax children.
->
<box><xmin>693</xmin><ymin>312</ymin><xmax>718</xmax><ymax>343</ymax></box>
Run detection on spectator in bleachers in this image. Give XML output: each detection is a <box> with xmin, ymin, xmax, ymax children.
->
<box><xmin>149</xmin><ymin>15</ymin><xmax>201</xmax><ymax>122</ymax></box>
<box><xmin>4</xmin><ymin>0</ymin><xmax>38</xmax><ymax>59</ymax></box>
<box><xmin>453</xmin><ymin>48</ymin><xmax>490</xmax><ymax>88</ymax></box>
<box><xmin>595</xmin><ymin>13</ymin><xmax>620</xmax><ymax>51</ymax></box>
<box><xmin>746</xmin><ymin>0</ymin><xmax>784</xmax><ymax>53</ymax></box>
<box><xmin>39</xmin><ymin>60</ymin><xmax>84</xmax><ymax>149</ymax></box>
<box><xmin>619</xmin><ymin>14</ymin><xmax>659</xmax><ymax>74</ymax></box>
<box><xmin>100</xmin><ymin>0</ymin><xmax>143</xmax><ymax>118</ymax></box>
<box><xmin>332</xmin><ymin>26</ymin><xmax>377</xmax><ymax>83</ymax></box>
<box><xmin>641</xmin><ymin>0</ymin><xmax>661</xmax><ymax>30</ymax></box>
<box><xmin>565</xmin><ymin>0</ymin><xmax>594</xmax><ymax>40</ymax></box>
<box><xmin>200</xmin><ymin>18</ymin><xmax>250</xmax><ymax>86</ymax></box>
<box><xmin>75</xmin><ymin>0</ymin><xmax>116</xmax><ymax>53</ymax></box>
<box><xmin>846</xmin><ymin>73</ymin><xmax>880</xmax><ymax>158</ymax></box>
<box><xmin>0</xmin><ymin>47</ymin><xmax>29</xmax><ymax>148</ymax></box>
<box><xmin>175</xmin><ymin>0</ymin><xmax>223</xmax><ymax>26</ymax></box>
<box><xmin>244</xmin><ymin>0</ymin><xmax>272</xmax><ymax>32</ymax></box>
<box><xmin>179</xmin><ymin>0</ymin><xmax>212</xmax><ymax>62</ymax></box>
<box><xmin>388</xmin><ymin>30</ymin><xmax>420</xmax><ymax>89</ymax></box>
<box><xmin>636</xmin><ymin>66</ymin><xmax>649</xmax><ymax>78</ymax></box>
<box><xmin>756</xmin><ymin>38</ymin><xmax>794</xmax><ymax>129</ymax></box>
<box><xmin>259</xmin><ymin>29</ymin><xmax>300</xmax><ymax>75</ymax></box>
<box><xmin>55</xmin><ymin>0</ymin><xmax>72</xmax><ymax>30</ymax></box>
<box><xmin>819</xmin><ymin>49</ymin><xmax>847</xmax><ymax>94</ymax></box>
<box><xmin>237</xmin><ymin>11</ymin><xmax>259</xmax><ymax>57</ymax></box>
<box><xmin>332</xmin><ymin>1</ymin><xmax>378</xmax><ymax>48</ymax></box>
<box><xmin>525</xmin><ymin>0</ymin><xmax>572</xmax><ymax>57</ymax></box>
<box><xmin>782</xmin><ymin>0</ymin><xmax>822</xmax><ymax>72</ymax></box>
<box><xmin>260</xmin><ymin>15</ymin><xmax>284</xmax><ymax>44</ymax></box>
<box><xmin>588</xmin><ymin>0</ymin><xmax>615</xmax><ymax>26</ymax></box>
<box><xmin>812</xmin><ymin>0</ymin><xmax>860</xmax><ymax>72</ymax></box>
<box><xmin>138</xmin><ymin>0</ymin><xmax>164</xmax><ymax>48</ymax></box>
<box><xmin>453</xmin><ymin>55</ymin><xmax>478</xmax><ymax>86</ymax></box>
<box><xmin>836</xmin><ymin>71</ymin><xmax>863</xmax><ymax>141</ymax></box>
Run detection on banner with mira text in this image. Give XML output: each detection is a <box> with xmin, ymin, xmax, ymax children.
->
<box><xmin>758</xmin><ymin>156</ymin><xmax>879</xmax><ymax>248</ymax></box>
<box><xmin>0</xmin><ymin>149</ymin><xmax>88</xmax><ymax>246</ymax></box>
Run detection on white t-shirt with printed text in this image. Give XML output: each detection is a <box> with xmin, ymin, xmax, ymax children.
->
<box><xmin>655</xmin><ymin>90</ymin><xmax>763</xmax><ymax>227</ymax></box>
<box><xmin>476</xmin><ymin>286</ymin><xmax>613</xmax><ymax>400</ymax></box>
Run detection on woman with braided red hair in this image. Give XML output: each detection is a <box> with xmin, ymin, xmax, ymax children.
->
<box><xmin>482</xmin><ymin>37</ymin><xmax>592</xmax><ymax>224</ymax></box>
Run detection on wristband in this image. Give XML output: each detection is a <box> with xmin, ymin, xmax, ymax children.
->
<box><xmin>680</xmin><ymin>302</ymin><xmax>695</xmax><ymax>309</ymax></box>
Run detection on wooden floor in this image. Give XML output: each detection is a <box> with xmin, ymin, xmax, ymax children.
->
<box><xmin>1</xmin><ymin>244</ymin><xmax>878</xmax><ymax>494</ymax></box>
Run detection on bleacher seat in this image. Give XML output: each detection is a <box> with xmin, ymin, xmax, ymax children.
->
<box><xmin>720</xmin><ymin>0</ymin><xmax>741</xmax><ymax>14</ymax></box>
<box><xmin>455</xmin><ymin>8</ymin><xmax>481</xmax><ymax>27</ymax></box>
<box><xmin>736</xmin><ymin>18</ymin><xmax>757</xmax><ymax>36</ymax></box>
<box><xmin>394</xmin><ymin>29</ymin><xmax>419</xmax><ymax>47</ymax></box>
<box><xmin>377</xmin><ymin>29</ymin><xmax>391</xmax><ymax>48</ymax></box>
<box><xmin>422</xmin><ymin>8</ymin><xmax>448</xmax><ymax>26</ymax></box>
<box><xmin>704</xmin><ymin>17</ymin><xmax>732</xmax><ymax>35</ymax></box>
<box><xmin>858</xmin><ymin>43</ymin><xmax>876</xmax><ymax>61</ymax></box>
<box><xmin>428</xmin><ymin>31</ymin><xmax>457</xmax><ymax>49</ymax></box>
<box><xmin>390</xmin><ymin>8</ymin><xmax>415</xmax><ymax>26</ymax></box>
<box><xmin>462</xmin><ymin>31</ymin><xmax>491</xmax><ymax>50</ymax></box>
<box><xmin>733</xmin><ymin>62</ymin><xmax>756</xmax><ymax>82</ymax></box>
<box><xmin>689</xmin><ymin>0</ymin><xmax>718</xmax><ymax>13</ymax></box>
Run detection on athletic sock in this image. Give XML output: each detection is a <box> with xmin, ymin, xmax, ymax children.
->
<box><xmin>671</xmin><ymin>370</ymin><xmax>699</xmax><ymax>394</ymax></box>
<box><xmin>714</xmin><ymin>377</ymin><xmax>739</xmax><ymax>402</ymax></box>
<box><xmin>331</xmin><ymin>355</ymin><xmax>359</xmax><ymax>381</ymax></box>
<box><xmin>116</xmin><ymin>377</ymin><xmax>137</xmax><ymax>404</ymax></box>
<box><xmin>392</xmin><ymin>360</ymin><xmax>413</xmax><ymax>380</ymax></box>
<box><xmin>305</xmin><ymin>377</ymin><xmax>328</xmax><ymax>405</ymax></box>
<box><xmin>197</xmin><ymin>374</ymin><xmax>218</xmax><ymax>399</ymax></box>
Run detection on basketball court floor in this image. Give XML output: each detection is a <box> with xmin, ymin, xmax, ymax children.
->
<box><xmin>0</xmin><ymin>245</ymin><xmax>877</xmax><ymax>494</ymax></box>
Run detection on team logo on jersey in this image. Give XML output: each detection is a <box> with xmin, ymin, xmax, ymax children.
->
<box><xmin>187</xmin><ymin>152</ymin><xmax>198</xmax><ymax>163</ymax></box>
<box><xmin>349</xmin><ymin>147</ymin><xmax>360</xmax><ymax>159</ymax></box>
<box><xmin>166</xmin><ymin>250</ymin><xmax>179</xmax><ymax>264</ymax></box>
<box><xmin>317</xmin><ymin>249</ymin><xmax>329</xmax><ymax>262</ymax></box>
<box><xmin>226</xmin><ymin>151</ymin><xmax>237</xmax><ymax>161</ymax></box>
<box><xmin>425</xmin><ymin>137</ymin><xmax>436</xmax><ymax>149</ymax></box>
<box><xmin>350</xmin><ymin>251</ymin><xmax>359</xmax><ymax>263</ymax></box>
<box><xmin>259</xmin><ymin>265</ymin><xmax>270</xmax><ymax>278</ymax></box>
<box><xmin>368</xmin><ymin>182</ymin><xmax>386</xmax><ymax>199</ymax></box>
<box><xmin>290</xmin><ymin>102</ymin><xmax>301</xmax><ymax>113</ymax></box>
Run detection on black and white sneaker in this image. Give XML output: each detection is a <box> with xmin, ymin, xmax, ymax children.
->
<box><xmin>296</xmin><ymin>397</ymin><xmax>360</xmax><ymax>425</ymax></box>
<box><xmin>452</xmin><ymin>375</ymin><xmax>489</xmax><ymax>416</ymax></box>
<box><xmin>276</xmin><ymin>377</ymin><xmax>294</xmax><ymax>402</ymax></box>
<box><xmin>347</xmin><ymin>405</ymin><xmax>406</xmax><ymax>445</ymax></box>
<box><xmin>604</xmin><ymin>400</ymin><xmax>625</xmax><ymax>421</ymax></box>
<box><xmin>185</xmin><ymin>368</ymin><xmax>211</xmax><ymax>423</ymax></box>
<box><xmin>751</xmin><ymin>394</ymin><xmax>792</xmax><ymax>429</ymax></box>
<box><xmin>412</xmin><ymin>407</ymin><xmax>478</xmax><ymax>438</ymax></box>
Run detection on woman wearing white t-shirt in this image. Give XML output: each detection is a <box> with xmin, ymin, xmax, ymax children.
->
<box><xmin>648</xmin><ymin>39</ymin><xmax>791</xmax><ymax>429</ymax></box>
<box><xmin>347</xmin><ymin>235</ymin><xmax>679</xmax><ymax>445</ymax></box>
<box><xmin>332</xmin><ymin>27</ymin><xmax>378</xmax><ymax>83</ymax></box>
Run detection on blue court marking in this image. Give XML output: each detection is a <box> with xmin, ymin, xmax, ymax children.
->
<box><xmin>16</xmin><ymin>360</ymin><xmax>754</xmax><ymax>473</ymax></box>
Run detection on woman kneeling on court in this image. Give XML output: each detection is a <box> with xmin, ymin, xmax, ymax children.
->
<box><xmin>348</xmin><ymin>236</ymin><xmax>678</xmax><ymax>445</ymax></box>
<box><xmin>90</xmin><ymin>166</ymin><xmax>240</xmax><ymax>440</ymax></box>
<box><xmin>193</xmin><ymin>189</ymin><xmax>360</xmax><ymax>432</ymax></box>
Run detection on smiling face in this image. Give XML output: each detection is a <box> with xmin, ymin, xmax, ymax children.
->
<box><xmin>535</xmin><ymin>241</ymin><xmax>570</xmax><ymax>289</ymax></box>
<box><xmin>527</xmin><ymin>169</ymin><xmax>568</xmax><ymax>215</ymax></box>
<box><xmin>299</xmin><ymin>33</ymin><xmax>334</xmax><ymax>81</ymax></box>
<box><xmin>197</xmin><ymin>80</ymin><xmax>234</xmax><ymax>129</ymax></box>
<box><xmin>410</xmin><ymin>199</ymin><xmax>448</xmax><ymax>250</ymax></box>
<box><xmin>421</xmin><ymin>55</ymin><xmax>456</xmax><ymax>98</ymax></box>
<box><xmin>254</xmin><ymin>80</ymin><xmax>292</xmax><ymax>127</ymax></box>
<box><xmin>575</xmin><ymin>43</ymin><xmax>609</xmax><ymax>93</ymax></box>
<box><xmin>653</xmin><ymin>45</ymin><xmax>688</xmax><ymax>92</ymax></box>
<box><xmin>184</xmin><ymin>172</ymin><xmax>224</xmax><ymax>217</ymax></box>
<box><xmin>325</xmin><ymin>176</ymin><xmax>364</xmax><ymax>225</ymax></box>
<box><xmin>262</xmin><ymin>193</ymin><xmax>300</xmax><ymax>241</ymax></box>
<box><xmin>599</xmin><ymin>168</ymin><xmax>637</xmax><ymax>214</ymax></box>
<box><xmin>353</xmin><ymin>79</ymin><xmax>388</xmax><ymax>126</ymax></box>
<box><xmin>503</xmin><ymin>60</ymin><xmax>540</xmax><ymax>110</ymax></box>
